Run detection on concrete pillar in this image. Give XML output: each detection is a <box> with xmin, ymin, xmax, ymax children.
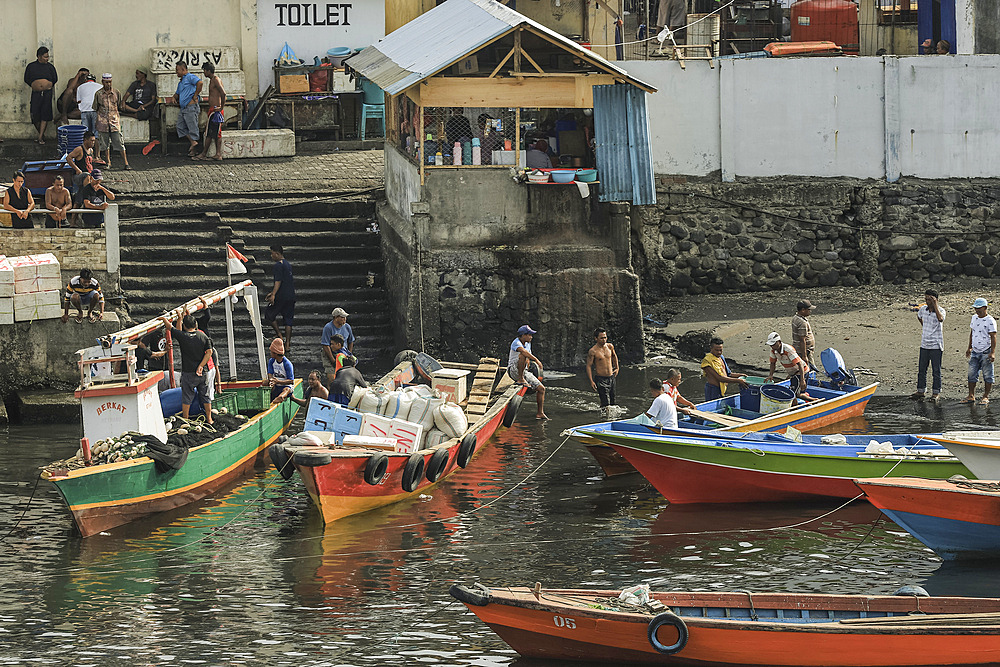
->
<box><xmin>104</xmin><ymin>204</ymin><xmax>120</xmax><ymax>274</ymax></box>
<box><xmin>240</xmin><ymin>0</ymin><xmax>260</xmax><ymax>97</ymax></box>
<box><xmin>956</xmin><ymin>0</ymin><xmax>975</xmax><ymax>54</ymax></box>
<box><xmin>34</xmin><ymin>0</ymin><xmax>53</xmax><ymax>50</ymax></box>
<box><xmin>609</xmin><ymin>201</ymin><xmax>632</xmax><ymax>269</ymax></box>
<box><xmin>883</xmin><ymin>57</ymin><xmax>900</xmax><ymax>183</ymax></box>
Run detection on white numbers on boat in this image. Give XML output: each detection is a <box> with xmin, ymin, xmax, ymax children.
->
<box><xmin>553</xmin><ymin>616</ymin><xmax>577</xmax><ymax>629</ymax></box>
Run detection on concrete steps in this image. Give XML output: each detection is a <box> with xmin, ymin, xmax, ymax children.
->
<box><xmin>118</xmin><ymin>197</ymin><xmax>395</xmax><ymax>377</ymax></box>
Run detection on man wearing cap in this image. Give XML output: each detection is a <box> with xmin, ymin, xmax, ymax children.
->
<box><xmin>791</xmin><ymin>299</ymin><xmax>817</xmax><ymax>372</ymax></box>
<box><xmin>912</xmin><ymin>288</ymin><xmax>946</xmax><ymax>402</ymax></box>
<box><xmin>122</xmin><ymin>68</ymin><xmax>158</xmax><ymax>120</ymax></box>
<box><xmin>92</xmin><ymin>73</ymin><xmax>131</xmax><ymax>170</ymax></box>
<box><xmin>765</xmin><ymin>331</ymin><xmax>810</xmax><ymax>399</ymax></box>
<box><xmin>172</xmin><ymin>61</ymin><xmax>203</xmax><ymax>157</ymax></box>
<box><xmin>508</xmin><ymin>325</ymin><xmax>548</xmax><ymax>420</ymax></box>
<box><xmin>321</xmin><ymin>308</ymin><xmax>355</xmax><ymax>382</ymax></box>
<box><xmin>964</xmin><ymin>298</ymin><xmax>997</xmax><ymax>405</ymax></box>
<box><xmin>267</xmin><ymin>338</ymin><xmax>295</xmax><ymax>403</ymax></box>
<box><xmin>75</xmin><ymin>73</ymin><xmax>101</xmax><ymax>134</ymax></box>
<box><xmin>701</xmin><ymin>337</ymin><xmax>748</xmax><ymax>401</ymax></box>
<box><xmin>80</xmin><ymin>169</ymin><xmax>115</xmax><ymax>227</ymax></box>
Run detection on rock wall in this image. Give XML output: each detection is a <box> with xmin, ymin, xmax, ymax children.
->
<box><xmin>633</xmin><ymin>176</ymin><xmax>1000</xmax><ymax>298</ymax></box>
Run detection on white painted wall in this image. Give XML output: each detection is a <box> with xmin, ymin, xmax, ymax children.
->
<box><xmin>615</xmin><ymin>54</ymin><xmax>1000</xmax><ymax>180</ymax></box>
<box><xmin>257</xmin><ymin>0</ymin><xmax>385</xmax><ymax>92</ymax></box>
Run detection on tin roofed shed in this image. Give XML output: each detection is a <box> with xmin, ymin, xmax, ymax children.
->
<box><xmin>347</xmin><ymin>0</ymin><xmax>657</xmax><ymax>206</ymax></box>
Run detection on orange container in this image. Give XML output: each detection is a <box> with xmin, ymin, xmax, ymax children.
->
<box><xmin>790</xmin><ymin>0</ymin><xmax>859</xmax><ymax>54</ymax></box>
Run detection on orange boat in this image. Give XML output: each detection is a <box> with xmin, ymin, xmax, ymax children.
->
<box><xmin>451</xmin><ymin>584</ymin><xmax>1000</xmax><ymax>666</ymax></box>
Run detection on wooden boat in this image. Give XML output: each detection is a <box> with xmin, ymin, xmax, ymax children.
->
<box><xmin>579</xmin><ymin>428</ymin><xmax>970</xmax><ymax>504</ymax></box>
<box><xmin>288</xmin><ymin>357</ymin><xmax>527</xmax><ymax>523</ymax></box>
<box><xmin>567</xmin><ymin>381</ymin><xmax>879</xmax><ymax>477</ymax></box>
<box><xmin>41</xmin><ymin>281</ymin><xmax>301</xmax><ymax>537</ymax></box>
<box><xmin>926</xmin><ymin>431</ymin><xmax>1000</xmax><ymax>480</ymax></box>
<box><xmin>451</xmin><ymin>584</ymin><xmax>1000</xmax><ymax>666</ymax></box>
<box><xmin>857</xmin><ymin>476</ymin><xmax>1000</xmax><ymax>560</ymax></box>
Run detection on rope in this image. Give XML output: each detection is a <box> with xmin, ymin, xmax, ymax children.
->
<box><xmin>587</xmin><ymin>1</ymin><xmax>735</xmax><ymax>48</ymax></box>
<box><xmin>953</xmin><ymin>479</ymin><xmax>1000</xmax><ymax>492</ymax></box>
<box><xmin>0</xmin><ymin>473</ymin><xmax>42</xmax><ymax>544</ymax></box>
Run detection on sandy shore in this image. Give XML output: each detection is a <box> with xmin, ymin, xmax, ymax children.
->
<box><xmin>644</xmin><ymin>277</ymin><xmax>1000</xmax><ymax>398</ymax></box>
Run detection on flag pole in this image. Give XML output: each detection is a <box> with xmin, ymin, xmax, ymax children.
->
<box><xmin>224</xmin><ymin>245</ymin><xmax>238</xmax><ymax>381</ymax></box>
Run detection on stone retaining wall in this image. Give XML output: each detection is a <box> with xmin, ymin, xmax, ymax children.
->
<box><xmin>633</xmin><ymin>177</ymin><xmax>1000</xmax><ymax>299</ymax></box>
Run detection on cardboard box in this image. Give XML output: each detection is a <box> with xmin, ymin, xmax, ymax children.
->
<box><xmin>13</xmin><ymin>289</ymin><xmax>62</xmax><ymax>321</ymax></box>
<box><xmin>0</xmin><ymin>256</ymin><xmax>12</xmax><ymax>298</ymax></box>
<box><xmin>451</xmin><ymin>55</ymin><xmax>479</xmax><ymax>76</ymax></box>
<box><xmin>331</xmin><ymin>70</ymin><xmax>354</xmax><ymax>92</ymax></box>
<box><xmin>304</xmin><ymin>396</ymin><xmax>339</xmax><ymax>432</ymax></box>
<box><xmin>343</xmin><ymin>435</ymin><xmax>397</xmax><ymax>451</ymax></box>
<box><xmin>0</xmin><ymin>297</ymin><xmax>12</xmax><ymax>325</ymax></box>
<box><xmin>431</xmin><ymin>368</ymin><xmax>470</xmax><ymax>403</ymax></box>
<box><xmin>279</xmin><ymin>74</ymin><xmax>309</xmax><ymax>93</ymax></box>
<box><xmin>360</xmin><ymin>412</ymin><xmax>394</xmax><ymax>439</ymax></box>
<box><xmin>12</xmin><ymin>253</ymin><xmax>61</xmax><ymax>294</ymax></box>
<box><xmin>389</xmin><ymin>418</ymin><xmax>424</xmax><ymax>453</ymax></box>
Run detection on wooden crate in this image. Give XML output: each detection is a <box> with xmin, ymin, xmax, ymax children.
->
<box><xmin>278</xmin><ymin>74</ymin><xmax>309</xmax><ymax>93</ymax></box>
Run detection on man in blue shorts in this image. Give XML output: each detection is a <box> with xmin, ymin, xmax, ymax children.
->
<box><xmin>264</xmin><ymin>244</ymin><xmax>295</xmax><ymax>351</ymax></box>
<box><xmin>61</xmin><ymin>268</ymin><xmax>105</xmax><ymax>323</ymax></box>
<box><xmin>508</xmin><ymin>324</ymin><xmax>547</xmax><ymax>420</ymax></box>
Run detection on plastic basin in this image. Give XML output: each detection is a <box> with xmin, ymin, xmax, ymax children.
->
<box><xmin>575</xmin><ymin>168</ymin><xmax>597</xmax><ymax>182</ymax></box>
<box><xmin>551</xmin><ymin>169</ymin><xmax>576</xmax><ymax>183</ymax></box>
<box><xmin>327</xmin><ymin>47</ymin><xmax>352</xmax><ymax>67</ymax></box>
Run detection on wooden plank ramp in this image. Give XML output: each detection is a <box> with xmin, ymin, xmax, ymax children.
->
<box><xmin>466</xmin><ymin>357</ymin><xmax>500</xmax><ymax>419</ymax></box>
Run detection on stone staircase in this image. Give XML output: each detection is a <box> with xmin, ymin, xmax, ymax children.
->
<box><xmin>117</xmin><ymin>195</ymin><xmax>395</xmax><ymax>378</ymax></box>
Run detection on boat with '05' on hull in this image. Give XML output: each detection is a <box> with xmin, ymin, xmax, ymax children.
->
<box><xmin>41</xmin><ymin>280</ymin><xmax>301</xmax><ymax>537</ymax></box>
<box><xmin>270</xmin><ymin>352</ymin><xmax>527</xmax><ymax>523</ymax></box>
<box><xmin>451</xmin><ymin>583</ymin><xmax>1000</xmax><ymax>666</ymax></box>
<box><xmin>566</xmin><ymin>347</ymin><xmax>878</xmax><ymax>477</ymax></box>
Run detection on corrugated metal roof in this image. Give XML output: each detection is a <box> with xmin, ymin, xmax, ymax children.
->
<box><xmin>347</xmin><ymin>0</ymin><xmax>655</xmax><ymax>96</ymax></box>
<box><xmin>593</xmin><ymin>83</ymin><xmax>656</xmax><ymax>205</ymax></box>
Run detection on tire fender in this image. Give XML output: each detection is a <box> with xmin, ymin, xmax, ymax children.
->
<box><xmin>364</xmin><ymin>452</ymin><xmax>389</xmax><ymax>485</ymax></box>
<box><xmin>401</xmin><ymin>451</ymin><xmax>426</xmax><ymax>492</ymax></box>
<box><xmin>269</xmin><ymin>443</ymin><xmax>294</xmax><ymax>480</ymax></box>
<box><xmin>456</xmin><ymin>432</ymin><xmax>477</xmax><ymax>468</ymax></box>
<box><xmin>502</xmin><ymin>393</ymin><xmax>523</xmax><ymax>428</ymax></box>
<box><xmin>647</xmin><ymin>612</ymin><xmax>688</xmax><ymax>655</ymax></box>
<box><xmin>425</xmin><ymin>447</ymin><xmax>450</xmax><ymax>482</ymax></box>
<box><xmin>293</xmin><ymin>448</ymin><xmax>333</xmax><ymax>467</ymax></box>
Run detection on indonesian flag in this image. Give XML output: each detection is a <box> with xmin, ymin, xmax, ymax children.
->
<box><xmin>226</xmin><ymin>244</ymin><xmax>249</xmax><ymax>275</ymax></box>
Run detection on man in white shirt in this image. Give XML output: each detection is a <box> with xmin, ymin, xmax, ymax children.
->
<box><xmin>508</xmin><ymin>324</ymin><xmax>547</xmax><ymax>420</ymax></box>
<box><xmin>76</xmin><ymin>74</ymin><xmax>101</xmax><ymax>134</ymax></box>
<box><xmin>912</xmin><ymin>288</ymin><xmax>945</xmax><ymax>402</ymax></box>
<box><xmin>964</xmin><ymin>297</ymin><xmax>997</xmax><ymax>405</ymax></box>
<box><xmin>765</xmin><ymin>331</ymin><xmax>809</xmax><ymax>397</ymax></box>
<box><xmin>645</xmin><ymin>378</ymin><xmax>678</xmax><ymax>429</ymax></box>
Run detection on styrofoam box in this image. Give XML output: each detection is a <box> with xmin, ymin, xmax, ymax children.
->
<box><xmin>304</xmin><ymin>396</ymin><xmax>339</xmax><ymax>431</ymax></box>
<box><xmin>389</xmin><ymin>418</ymin><xmax>424</xmax><ymax>454</ymax></box>
<box><xmin>343</xmin><ymin>435</ymin><xmax>397</xmax><ymax>451</ymax></box>
<box><xmin>431</xmin><ymin>368</ymin><xmax>470</xmax><ymax>403</ymax></box>
<box><xmin>14</xmin><ymin>289</ymin><xmax>62</xmax><ymax>321</ymax></box>
<box><xmin>0</xmin><ymin>256</ymin><xmax>12</xmax><ymax>298</ymax></box>
<box><xmin>360</xmin><ymin>412</ymin><xmax>394</xmax><ymax>440</ymax></box>
<box><xmin>12</xmin><ymin>253</ymin><xmax>61</xmax><ymax>294</ymax></box>
<box><xmin>0</xmin><ymin>297</ymin><xmax>12</xmax><ymax>325</ymax></box>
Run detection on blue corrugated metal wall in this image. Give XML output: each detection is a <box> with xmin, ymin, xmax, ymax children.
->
<box><xmin>593</xmin><ymin>84</ymin><xmax>656</xmax><ymax>205</ymax></box>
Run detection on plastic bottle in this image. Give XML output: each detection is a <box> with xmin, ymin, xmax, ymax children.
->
<box><xmin>453</xmin><ymin>142</ymin><xmax>462</xmax><ymax>165</ymax></box>
<box><xmin>462</xmin><ymin>141</ymin><xmax>472</xmax><ymax>165</ymax></box>
<box><xmin>472</xmin><ymin>138</ymin><xmax>481</xmax><ymax>166</ymax></box>
<box><xmin>435</xmin><ymin>151</ymin><xmax>443</xmax><ymax>166</ymax></box>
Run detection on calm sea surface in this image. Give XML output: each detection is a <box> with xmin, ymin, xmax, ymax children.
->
<box><xmin>3</xmin><ymin>367</ymin><xmax>1000</xmax><ymax>666</ymax></box>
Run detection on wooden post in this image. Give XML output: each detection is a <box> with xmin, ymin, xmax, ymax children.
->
<box><xmin>514</xmin><ymin>31</ymin><xmax>522</xmax><ymax>74</ymax></box>
<box><xmin>165</xmin><ymin>326</ymin><xmax>176</xmax><ymax>388</ymax></box>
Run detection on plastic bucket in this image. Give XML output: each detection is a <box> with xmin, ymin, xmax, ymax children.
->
<box><xmin>326</xmin><ymin>46</ymin><xmax>352</xmax><ymax>67</ymax></box>
<box><xmin>759</xmin><ymin>384</ymin><xmax>795</xmax><ymax>415</ymax></box>
<box><xmin>738</xmin><ymin>376</ymin><xmax>768</xmax><ymax>412</ymax></box>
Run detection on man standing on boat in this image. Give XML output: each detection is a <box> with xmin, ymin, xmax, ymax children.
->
<box><xmin>161</xmin><ymin>313</ymin><xmax>215</xmax><ymax>424</ymax></box>
<box><xmin>791</xmin><ymin>299</ymin><xmax>817</xmax><ymax>372</ymax></box>
<box><xmin>509</xmin><ymin>325</ymin><xmax>548</xmax><ymax>420</ymax></box>
<box><xmin>701</xmin><ymin>337</ymin><xmax>748</xmax><ymax>401</ymax></box>
<box><xmin>644</xmin><ymin>378</ymin><xmax>678</xmax><ymax>429</ymax></box>
<box><xmin>766</xmin><ymin>331</ymin><xmax>810</xmax><ymax>399</ymax></box>
<box><xmin>912</xmin><ymin>288</ymin><xmax>945</xmax><ymax>403</ymax></box>
<box><xmin>586</xmin><ymin>327</ymin><xmax>620</xmax><ymax>417</ymax></box>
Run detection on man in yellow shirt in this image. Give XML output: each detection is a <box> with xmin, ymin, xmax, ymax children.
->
<box><xmin>701</xmin><ymin>337</ymin><xmax>748</xmax><ymax>401</ymax></box>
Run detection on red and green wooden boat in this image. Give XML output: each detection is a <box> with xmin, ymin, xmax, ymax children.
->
<box><xmin>579</xmin><ymin>428</ymin><xmax>970</xmax><ymax>504</ymax></box>
<box><xmin>452</xmin><ymin>584</ymin><xmax>1000</xmax><ymax>666</ymax></box>
<box><xmin>857</xmin><ymin>477</ymin><xmax>1000</xmax><ymax>561</ymax></box>
<box><xmin>41</xmin><ymin>281</ymin><xmax>302</xmax><ymax>537</ymax></box>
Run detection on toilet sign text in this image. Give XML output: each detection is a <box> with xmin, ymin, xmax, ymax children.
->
<box><xmin>275</xmin><ymin>3</ymin><xmax>352</xmax><ymax>26</ymax></box>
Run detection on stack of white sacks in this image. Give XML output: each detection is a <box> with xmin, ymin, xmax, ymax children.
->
<box><xmin>303</xmin><ymin>383</ymin><xmax>469</xmax><ymax>453</ymax></box>
<box><xmin>0</xmin><ymin>253</ymin><xmax>62</xmax><ymax>324</ymax></box>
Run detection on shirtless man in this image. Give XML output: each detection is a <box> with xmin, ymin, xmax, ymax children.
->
<box><xmin>44</xmin><ymin>175</ymin><xmax>72</xmax><ymax>228</ymax></box>
<box><xmin>194</xmin><ymin>62</ymin><xmax>227</xmax><ymax>161</ymax></box>
<box><xmin>586</xmin><ymin>327</ymin><xmax>620</xmax><ymax>415</ymax></box>
<box><xmin>58</xmin><ymin>67</ymin><xmax>89</xmax><ymax>125</ymax></box>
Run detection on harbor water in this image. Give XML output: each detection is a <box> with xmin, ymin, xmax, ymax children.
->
<box><xmin>3</xmin><ymin>367</ymin><xmax>1000</xmax><ymax>666</ymax></box>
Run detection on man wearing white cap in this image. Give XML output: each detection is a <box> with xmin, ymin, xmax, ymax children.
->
<box><xmin>321</xmin><ymin>307</ymin><xmax>355</xmax><ymax>382</ymax></box>
<box><xmin>92</xmin><ymin>73</ymin><xmax>131</xmax><ymax>170</ymax></box>
<box><xmin>765</xmin><ymin>331</ymin><xmax>810</xmax><ymax>398</ymax></box>
<box><xmin>964</xmin><ymin>297</ymin><xmax>997</xmax><ymax>405</ymax></box>
<box><xmin>508</xmin><ymin>324</ymin><xmax>547</xmax><ymax>419</ymax></box>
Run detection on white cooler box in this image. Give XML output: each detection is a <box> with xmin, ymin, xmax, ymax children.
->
<box><xmin>14</xmin><ymin>290</ymin><xmax>62</xmax><ymax>321</ymax></box>
<box><xmin>11</xmin><ymin>253</ymin><xmax>61</xmax><ymax>294</ymax></box>
<box><xmin>431</xmin><ymin>368</ymin><xmax>470</xmax><ymax>403</ymax></box>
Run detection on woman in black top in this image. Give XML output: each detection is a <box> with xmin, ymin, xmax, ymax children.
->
<box><xmin>3</xmin><ymin>171</ymin><xmax>34</xmax><ymax>229</ymax></box>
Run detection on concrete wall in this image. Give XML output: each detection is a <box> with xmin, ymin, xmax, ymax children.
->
<box><xmin>976</xmin><ymin>0</ymin><xmax>1000</xmax><ymax>53</ymax></box>
<box><xmin>2</xmin><ymin>0</ymin><xmax>257</xmax><ymax>139</ymax></box>
<box><xmin>616</xmin><ymin>55</ymin><xmax>1000</xmax><ymax>181</ymax></box>
<box><xmin>383</xmin><ymin>145</ymin><xmax>421</xmax><ymax>223</ymax></box>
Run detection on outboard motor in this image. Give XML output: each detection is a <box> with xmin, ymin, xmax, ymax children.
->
<box><xmin>820</xmin><ymin>347</ymin><xmax>857</xmax><ymax>389</ymax></box>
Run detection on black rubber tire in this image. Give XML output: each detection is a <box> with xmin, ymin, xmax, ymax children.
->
<box><xmin>449</xmin><ymin>584</ymin><xmax>490</xmax><ymax>607</ymax></box>
<box><xmin>456</xmin><ymin>432</ymin><xmax>477</xmax><ymax>469</ymax></box>
<box><xmin>425</xmin><ymin>447</ymin><xmax>450</xmax><ymax>482</ymax></box>
<box><xmin>394</xmin><ymin>349</ymin><xmax>419</xmax><ymax>366</ymax></box>
<box><xmin>647</xmin><ymin>612</ymin><xmax>688</xmax><ymax>655</ymax></box>
<box><xmin>502</xmin><ymin>394</ymin><xmax>523</xmax><ymax>428</ymax></box>
<box><xmin>364</xmin><ymin>452</ymin><xmax>389</xmax><ymax>485</ymax></box>
<box><xmin>401</xmin><ymin>451</ymin><xmax>426</xmax><ymax>492</ymax></box>
<box><xmin>269</xmin><ymin>443</ymin><xmax>295</xmax><ymax>480</ymax></box>
<box><xmin>293</xmin><ymin>448</ymin><xmax>333</xmax><ymax>467</ymax></box>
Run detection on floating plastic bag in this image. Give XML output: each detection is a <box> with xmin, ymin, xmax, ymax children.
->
<box><xmin>618</xmin><ymin>584</ymin><xmax>652</xmax><ymax>606</ymax></box>
<box><xmin>865</xmin><ymin>440</ymin><xmax>895</xmax><ymax>454</ymax></box>
<box><xmin>821</xmin><ymin>434</ymin><xmax>848</xmax><ymax>445</ymax></box>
